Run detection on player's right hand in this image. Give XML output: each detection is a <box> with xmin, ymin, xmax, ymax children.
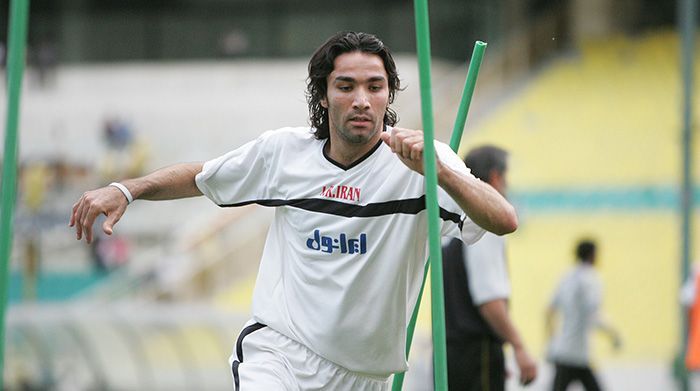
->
<box><xmin>611</xmin><ymin>332</ymin><xmax>623</xmax><ymax>351</ymax></box>
<box><xmin>70</xmin><ymin>185</ymin><xmax>129</xmax><ymax>244</ymax></box>
<box><xmin>514</xmin><ymin>346</ymin><xmax>538</xmax><ymax>386</ymax></box>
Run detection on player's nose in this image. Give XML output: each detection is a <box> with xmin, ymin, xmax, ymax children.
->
<box><xmin>352</xmin><ymin>89</ymin><xmax>370</xmax><ymax>110</ymax></box>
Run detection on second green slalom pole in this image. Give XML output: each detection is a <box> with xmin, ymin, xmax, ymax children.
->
<box><xmin>450</xmin><ymin>42</ymin><xmax>487</xmax><ymax>147</ymax></box>
<box><xmin>391</xmin><ymin>40</ymin><xmax>487</xmax><ymax>390</ymax></box>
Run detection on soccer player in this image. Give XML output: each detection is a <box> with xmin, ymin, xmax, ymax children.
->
<box><xmin>442</xmin><ymin>145</ymin><xmax>537</xmax><ymax>390</ymax></box>
<box><xmin>70</xmin><ymin>31</ymin><xmax>517</xmax><ymax>390</ymax></box>
<box><xmin>546</xmin><ymin>239</ymin><xmax>621</xmax><ymax>391</ymax></box>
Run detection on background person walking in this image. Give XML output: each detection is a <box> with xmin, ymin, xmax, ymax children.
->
<box><xmin>546</xmin><ymin>239</ymin><xmax>621</xmax><ymax>391</ymax></box>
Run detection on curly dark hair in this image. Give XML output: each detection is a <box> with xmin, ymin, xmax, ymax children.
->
<box><xmin>306</xmin><ymin>31</ymin><xmax>401</xmax><ymax>139</ymax></box>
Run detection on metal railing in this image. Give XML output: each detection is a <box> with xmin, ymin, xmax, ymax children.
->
<box><xmin>5</xmin><ymin>302</ymin><xmax>248</xmax><ymax>390</ymax></box>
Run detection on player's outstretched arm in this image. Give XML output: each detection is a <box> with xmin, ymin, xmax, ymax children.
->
<box><xmin>595</xmin><ymin>314</ymin><xmax>623</xmax><ymax>350</ymax></box>
<box><xmin>70</xmin><ymin>162</ymin><xmax>204</xmax><ymax>244</ymax></box>
<box><xmin>380</xmin><ymin>127</ymin><xmax>517</xmax><ymax>235</ymax></box>
<box><xmin>479</xmin><ymin>300</ymin><xmax>537</xmax><ymax>385</ymax></box>
<box><xmin>437</xmin><ymin>163</ymin><xmax>517</xmax><ymax>235</ymax></box>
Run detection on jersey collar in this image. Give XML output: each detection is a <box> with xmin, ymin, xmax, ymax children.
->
<box><xmin>322</xmin><ymin>125</ymin><xmax>386</xmax><ymax>171</ymax></box>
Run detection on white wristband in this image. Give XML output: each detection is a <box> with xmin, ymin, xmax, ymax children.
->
<box><xmin>109</xmin><ymin>182</ymin><xmax>133</xmax><ymax>204</ymax></box>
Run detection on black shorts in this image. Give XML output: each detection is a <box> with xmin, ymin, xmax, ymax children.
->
<box><xmin>551</xmin><ymin>363</ymin><xmax>602</xmax><ymax>391</ymax></box>
<box><xmin>446</xmin><ymin>337</ymin><xmax>505</xmax><ymax>391</ymax></box>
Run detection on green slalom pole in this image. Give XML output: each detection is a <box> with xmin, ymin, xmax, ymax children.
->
<box><xmin>412</xmin><ymin>0</ymin><xmax>449</xmax><ymax>389</ymax></box>
<box><xmin>392</xmin><ymin>41</ymin><xmax>487</xmax><ymax>391</ymax></box>
<box><xmin>449</xmin><ymin>42</ymin><xmax>487</xmax><ymax>147</ymax></box>
<box><xmin>1</xmin><ymin>0</ymin><xmax>31</xmax><ymax>385</ymax></box>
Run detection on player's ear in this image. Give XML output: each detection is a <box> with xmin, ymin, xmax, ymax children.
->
<box><xmin>321</xmin><ymin>97</ymin><xmax>328</xmax><ymax>109</ymax></box>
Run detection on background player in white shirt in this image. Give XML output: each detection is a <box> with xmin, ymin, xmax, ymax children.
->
<box><xmin>546</xmin><ymin>239</ymin><xmax>621</xmax><ymax>391</ymax></box>
<box><xmin>70</xmin><ymin>31</ymin><xmax>518</xmax><ymax>390</ymax></box>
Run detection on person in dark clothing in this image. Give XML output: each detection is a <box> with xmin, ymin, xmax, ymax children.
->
<box><xmin>443</xmin><ymin>145</ymin><xmax>537</xmax><ymax>390</ymax></box>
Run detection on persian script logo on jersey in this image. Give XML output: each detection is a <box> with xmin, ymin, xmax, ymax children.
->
<box><xmin>321</xmin><ymin>185</ymin><xmax>361</xmax><ymax>203</ymax></box>
<box><xmin>306</xmin><ymin>230</ymin><xmax>367</xmax><ymax>254</ymax></box>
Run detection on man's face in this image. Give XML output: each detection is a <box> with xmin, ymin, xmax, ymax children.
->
<box><xmin>321</xmin><ymin>51</ymin><xmax>390</xmax><ymax>145</ymax></box>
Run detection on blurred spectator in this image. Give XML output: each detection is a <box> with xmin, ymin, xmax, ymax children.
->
<box><xmin>90</xmin><ymin>215</ymin><xmax>130</xmax><ymax>274</ymax></box>
<box><xmin>23</xmin><ymin>237</ymin><xmax>40</xmax><ymax>301</ymax></box>
<box><xmin>103</xmin><ymin>117</ymin><xmax>134</xmax><ymax>150</ymax></box>
<box><xmin>30</xmin><ymin>39</ymin><xmax>58</xmax><ymax>88</ymax></box>
<box><xmin>23</xmin><ymin>162</ymin><xmax>49</xmax><ymax>212</ymax></box>
<box><xmin>546</xmin><ymin>239</ymin><xmax>621</xmax><ymax>391</ymax></box>
<box><xmin>90</xmin><ymin>235</ymin><xmax>108</xmax><ymax>274</ymax></box>
<box><xmin>100</xmin><ymin>117</ymin><xmax>149</xmax><ymax>181</ymax></box>
<box><xmin>20</xmin><ymin>163</ymin><xmax>50</xmax><ymax>301</ymax></box>
<box><xmin>442</xmin><ymin>145</ymin><xmax>537</xmax><ymax>390</ymax></box>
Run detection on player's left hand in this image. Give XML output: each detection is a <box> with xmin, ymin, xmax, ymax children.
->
<box><xmin>380</xmin><ymin>127</ymin><xmax>439</xmax><ymax>175</ymax></box>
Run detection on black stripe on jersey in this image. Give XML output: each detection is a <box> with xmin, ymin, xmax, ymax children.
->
<box><xmin>220</xmin><ymin>195</ymin><xmax>462</xmax><ymax>225</ymax></box>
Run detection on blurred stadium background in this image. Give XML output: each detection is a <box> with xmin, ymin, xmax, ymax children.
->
<box><xmin>1</xmin><ymin>0</ymin><xmax>697</xmax><ymax>390</ymax></box>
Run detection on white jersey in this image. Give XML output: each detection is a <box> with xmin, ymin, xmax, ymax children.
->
<box><xmin>195</xmin><ymin>126</ymin><xmax>485</xmax><ymax>376</ymax></box>
<box><xmin>465</xmin><ymin>232</ymin><xmax>511</xmax><ymax>305</ymax></box>
<box><xmin>547</xmin><ymin>263</ymin><xmax>602</xmax><ymax>366</ymax></box>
